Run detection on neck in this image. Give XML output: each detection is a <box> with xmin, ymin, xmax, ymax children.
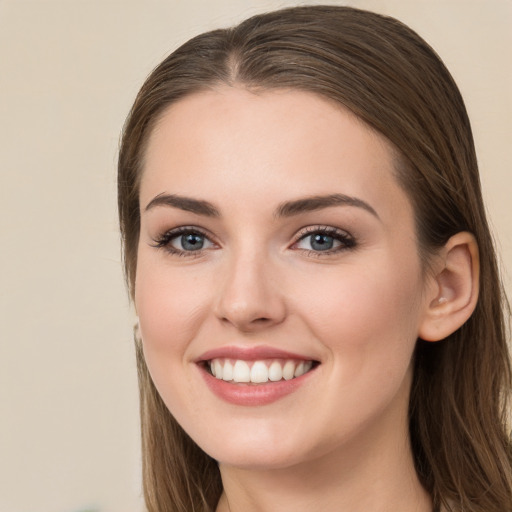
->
<box><xmin>216</xmin><ymin>397</ymin><xmax>432</xmax><ymax>512</ymax></box>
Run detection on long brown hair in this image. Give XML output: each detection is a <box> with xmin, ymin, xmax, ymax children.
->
<box><xmin>118</xmin><ymin>6</ymin><xmax>512</xmax><ymax>511</ymax></box>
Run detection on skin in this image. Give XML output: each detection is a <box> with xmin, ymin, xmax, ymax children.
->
<box><xmin>135</xmin><ymin>87</ymin><xmax>439</xmax><ymax>512</ymax></box>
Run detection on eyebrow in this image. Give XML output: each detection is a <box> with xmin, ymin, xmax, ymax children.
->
<box><xmin>144</xmin><ymin>192</ymin><xmax>379</xmax><ymax>220</ymax></box>
<box><xmin>275</xmin><ymin>194</ymin><xmax>379</xmax><ymax>219</ymax></box>
<box><xmin>144</xmin><ymin>193</ymin><xmax>220</xmax><ymax>217</ymax></box>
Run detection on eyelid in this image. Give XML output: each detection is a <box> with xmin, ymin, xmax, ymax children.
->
<box><xmin>150</xmin><ymin>225</ymin><xmax>218</xmax><ymax>256</ymax></box>
<box><xmin>290</xmin><ymin>225</ymin><xmax>356</xmax><ymax>254</ymax></box>
<box><xmin>293</xmin><ymin>225</ymin><xmax>353</xmax><ymax>241</ymax></box>
<box><xmin>150</xmin><ymin>224</ymin><xmax>355</xmax><ymax>257</ymax></box>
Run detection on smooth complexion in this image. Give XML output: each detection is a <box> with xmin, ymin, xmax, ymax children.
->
<box><xmin>136</xmin><ymin>88</ymin><xmax>439</xmax><ymax>512</ymax></box>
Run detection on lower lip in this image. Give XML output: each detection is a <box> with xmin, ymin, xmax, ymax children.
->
<box><xmin>200</xmin><ymin>365</ymin><xmax>316</xmax><ymax>406</ymax></box>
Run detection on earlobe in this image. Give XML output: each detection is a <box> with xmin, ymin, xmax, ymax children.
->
<box><xmin>419</xmin><ymin>232</ymin><xmax>480</xmax><ymax>342</ymax></box>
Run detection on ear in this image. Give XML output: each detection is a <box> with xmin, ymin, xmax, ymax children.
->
<box><xmin>418</xmin><ymin>232</ymin><xmax>479</xmax><ymax>342</ymax></box>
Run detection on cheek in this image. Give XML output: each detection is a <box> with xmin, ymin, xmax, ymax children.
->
<box><xmin>134</xmin><ymin>256</ymin><xmax>213</xmax><ymax>424</ymax></box>
<box><xmin>289</xmin><ymin>258</ymin><xmax>424</xmax><ymax>441</ymax></box>
<box><xmin>292</xmin><ymin>256</ymin><xmax>424</xmax><ymax>369</ymax></box>
<box><xmin>134</xmin><ymin>254</ymin><xmax>211</xmax><ymax>359</ymax></box>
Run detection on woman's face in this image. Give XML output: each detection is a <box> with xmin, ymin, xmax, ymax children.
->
<box><xmin>136</xmin><ymin>88</ymin><xmax>435</xmax><ymax>469</ymax></box>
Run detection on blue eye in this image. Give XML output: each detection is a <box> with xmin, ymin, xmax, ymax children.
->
<box><xmin>309</xmin><ymin>233</ymin><xmax>335</xmax><ymax>251</ymax></box>
<box><xmin>294</xmin><ymin>228</ymin><xmax>355</xmax><ymax>253</ymax></box>
<box><xmin>173</xmin><ymin>233</ymin><xmax>207</xmax><ymax>251</ymax></box>
<box><xmin>152</xmin><ymin>228</ymin><xmax>214</xmax><ymax>255</ymax></box>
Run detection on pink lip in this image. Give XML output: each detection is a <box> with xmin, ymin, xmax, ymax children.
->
<box><xmin>199</xmin><ymin>365</ymin><xmax>316</xmax><ymax>406</ymax></box>
<box><xmin>196</xmin><ymin>345</ymin><xmax>314</xmax><ymax>362</ymax></box>
<box><xmin>195</xmin><ymin>345</ymin><xmax>319</xmax><ymax>406</ymax></box>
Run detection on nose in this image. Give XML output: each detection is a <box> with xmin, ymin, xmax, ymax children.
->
<box><xmin>214</xmin><ymin>250</ymin><xmax>287</xmax><ymax>332</ymax></box>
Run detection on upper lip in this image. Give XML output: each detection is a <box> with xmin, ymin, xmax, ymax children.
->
<box><xmin>196</xmin><ymin>345</ymin><xmax>317</xmax><ymax>362</ymax></box>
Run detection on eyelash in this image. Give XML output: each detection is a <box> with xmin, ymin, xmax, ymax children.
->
<box><xmin>151</xmin><ymin>226</ymin><xmax>213</xmax><ymax>258</ymax></box>
<box><xmin>151</xmin><ymin>225</ymin><xmax>356</xmax><ymax>258</ymax></box>
<box><xmin>292</xmin><ymin>226</ymin><xmax>356</xmax><ymax>256</ymax></box>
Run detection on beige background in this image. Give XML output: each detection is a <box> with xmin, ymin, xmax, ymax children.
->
<box><xmin>1</xmin><ymin>1</ymin><xmax>510</xmax><ymax>511</ymax></box>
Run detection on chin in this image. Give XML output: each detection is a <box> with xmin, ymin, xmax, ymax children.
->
<box><xmin>214</xmin><ymin>445</ymin><xmax>310</xmax><ymax>471</ymax></box>
<box><xmin>191</xmin><ymin>420</ymin><xmax>323</xmax><ymax>471</ymax></box>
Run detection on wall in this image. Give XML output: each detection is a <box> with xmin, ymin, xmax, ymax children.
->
<box><xmin>1</xmin><ymin>1</ymin><xmax>510</xmax><ymax>511</ymax></box>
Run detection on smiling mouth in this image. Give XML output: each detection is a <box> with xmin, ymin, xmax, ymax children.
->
<box><xmin>207</xmin><ymin>358</ymin><xmax>318</xmax><ymax>384</ymax></box>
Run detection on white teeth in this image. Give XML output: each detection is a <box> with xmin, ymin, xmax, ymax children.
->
<box><xmin>213</xmin><ymin>359</ymin><xmax>223</xmax><ymax>380</ymax></box>
<box><xmin>222</xmin><ymin>360</ymin><xmax>233</xmax><ymax>381</ymax></box>
<box><xmin>209</xmin><ymin>358</ymin><xmax>315</xmax><ymax>384</ymax></box>
<box><xmin>233</xmin><ymin>360</ymin><xmax>251</xmax><ymax>383</ymax></box>
<box><xmin>268</xmin><ymin>361</ymin><xmax>283</xmax><ymax>381</ymax></box>
<box><xmin>294</xmin><ymin>362</ymin><xmax>305</xmax><ymax>378</ymax></box>
<box><xmin>250</xmin><ymin>361</ymin><xmax>269</xmax><ymax>383</ymax></box>
<box><xmin>294</xmin><ymin>361</ymin><xmax>313</xmax><ymax>377</ymax></box>
<box><xmin>282</xmin><ymin>360</ymin><xmax>296</xmax><ymax>380</ymax></box>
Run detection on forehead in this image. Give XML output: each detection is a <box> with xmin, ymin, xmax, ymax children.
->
<box><xmin>140</xmin><ymin>87</ymin><xmax>411</xmax><ymax>225</ymax></box>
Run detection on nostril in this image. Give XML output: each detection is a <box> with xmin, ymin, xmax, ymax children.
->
<box><xmin>221</xmin><ymin>316</ymin><xmax>269</xmax><ymax>324</ymax></box>
<box><xmin>220</xmin><ymin>315</ymin><xmax>276</xmax><ymax>331</ymax></box>
<box><xmin>254</xmin><ymin>317</ymin><xmax>271</xmax><ymax>323</ymax></box>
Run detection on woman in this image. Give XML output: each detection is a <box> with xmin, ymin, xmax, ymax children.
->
<box><xmin>118</xmin><ymin>5</ymin><xmax>511</xmax><ymax>512</ymax></box>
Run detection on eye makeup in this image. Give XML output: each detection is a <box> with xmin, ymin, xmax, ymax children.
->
<box><xmin>150</xmin><ymin>224</ymin><xmax>356</xmax><ymax>259</ymax></box>
<box><xmin>291</xmin><ymin>225</ymin><xmax>356</xmax><ymax>257</ymax></box>
<box><xmin>150</xmin><ymin>226</ymin><xmax>216</xmax><ymax>257</ymax></box>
